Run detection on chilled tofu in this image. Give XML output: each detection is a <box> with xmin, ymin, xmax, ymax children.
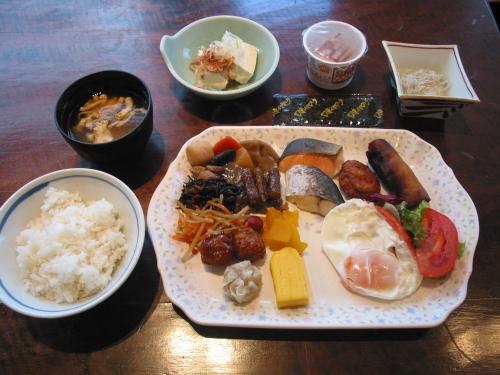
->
<box><xmin>229</xmin><ymin>42</ymin><xmax>257</xmax><ymax>84</ymax></box>
<box><xmin>198</xmin><ymin>70</ymin><xmax>228</xmax><ymax>90</ymax></box>
<box><xmin>191</xmin><ymin>31</ymin><xmax>257</xmax><ymax>90</ymax></box>
<box><xmin>221</xmin><ymin>31</ymin><xmax>258</xmax><ymax>84</ymax></box>
<box><xmin>270</xmin><ymin>246</ymin><xmax>309</xmax><ymax>308</ymax></box>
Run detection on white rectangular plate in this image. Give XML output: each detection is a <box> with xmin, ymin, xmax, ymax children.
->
<box><xmin>147</xmin><ymin>126</ymin><xmax>478</xmax><ymax>329</ymax></box>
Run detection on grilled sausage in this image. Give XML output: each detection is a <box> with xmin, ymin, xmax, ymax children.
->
<box><xmin>339</xmin><ymin>160</ymin><xmax>380</xmax><ymax>199</ymax></box>
<box><xmin>366</xmin><ymin>139</ymin><xmax>430</xmax><ymax>208</ymax></box>
<box><xmin>199</xmin><ymin>232</ymin><xmax>234</xmax><ymax>266</ymax></box>
<box><xmin>232</xmin><ymin>227</ymin><xmax>266</xmax><ymax>261</ymax></box>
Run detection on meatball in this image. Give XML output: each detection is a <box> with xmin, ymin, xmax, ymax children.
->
<box><xmin>232</xmin><ymin>227</ymin><xmax>266</xmax><ymax>261</ymax></box>
<box><xmin>339</xmin><ymin>160</ymin><xmax>380</xmax><ymax>199</ymax></box>
<box><xmin>199</xmin><ymin>232</ymin><xmax>234</xmax><ymax>266</ymax></box>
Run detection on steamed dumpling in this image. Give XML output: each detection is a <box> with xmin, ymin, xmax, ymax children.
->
<box><xmin>222</xmin><ymin>260</ymin><xmax>262</xmax><ymax>304</ymax></box>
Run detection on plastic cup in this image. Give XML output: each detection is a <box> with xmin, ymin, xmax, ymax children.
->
<box><xmin>303</xmin><ymin>21</ymin><xmax>367</xmax><ymax>89</ymax></box>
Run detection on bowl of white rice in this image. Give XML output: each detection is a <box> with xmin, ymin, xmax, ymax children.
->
<box><xmin>0</xmin><ymin>168</ymin><xmax>145</xmax><ymax>318</ymax></box>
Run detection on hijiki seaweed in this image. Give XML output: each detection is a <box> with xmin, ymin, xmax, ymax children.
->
<box><xmin>178</xmin><ymin>177</ymin><xmax>243</xmax><ymax>212</ymax></box>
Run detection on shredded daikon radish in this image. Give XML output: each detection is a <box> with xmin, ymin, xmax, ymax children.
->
<box><xmin>400</xmin><ymin>69</ymin><xmax>449</xmax><ymax>96</ymax></box>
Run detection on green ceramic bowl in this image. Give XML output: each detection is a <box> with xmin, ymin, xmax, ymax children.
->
<box><xmin>160</xmin><ymin>15</ymin><xmax>280</xmax><ymax>100</ymax></box>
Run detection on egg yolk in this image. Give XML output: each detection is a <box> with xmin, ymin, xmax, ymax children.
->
<box><xmin>344</xmin><ymin>249</ymin><xmax>399</xmax><ymax>290</ymax></box>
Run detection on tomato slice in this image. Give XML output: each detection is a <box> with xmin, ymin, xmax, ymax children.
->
<box><xmin>213</xmin><ymin>136</ymin><xmax>241</xmax><ymax>155</ymax></box>
<box><xmin>415</xmin><ymin>208</ymin><xmax>458</xmax><ymax>278</ymax></box>
<box><xmin>374</xmin><ymin>205</ymin><xmax>416</xmax><ymax>256</ymax></box>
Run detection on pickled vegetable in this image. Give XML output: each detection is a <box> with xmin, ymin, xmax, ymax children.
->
<box><xmin>263</xmin><ymin>208</ymin><xmax>307</xmax><ymax>253</ymax></box>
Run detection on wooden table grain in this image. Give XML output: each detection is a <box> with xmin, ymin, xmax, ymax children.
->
<box><xmin>1</xmin><ymin>1</ymin><xmax>499</xmax><ymax>374</ymax></box>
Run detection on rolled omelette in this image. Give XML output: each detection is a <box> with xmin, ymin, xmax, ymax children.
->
<box><xmin>366</xmin><ymin>139</ymin><xmax>430</xmax><ymax>208</ymax></box>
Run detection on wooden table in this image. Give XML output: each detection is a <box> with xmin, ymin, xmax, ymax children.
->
<box><xmin>1</xmin><ymin>1</ymin><xmax>499</xmax><ymax>373</ymax></box>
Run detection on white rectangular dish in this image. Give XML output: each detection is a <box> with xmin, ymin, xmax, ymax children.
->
<box><xmin>147</xmin><ymin>126</ymin><xmax>478</xmax><ymax>329</ymax></box>
<box><xmin>382</xmin><ymin>41</ymin><xmax>480</xmax><ymax>103</ymax></box>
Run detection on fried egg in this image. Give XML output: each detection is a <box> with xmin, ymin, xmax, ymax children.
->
<box><xmin>321</xmin><ymin>199</ymin><xmax>422</xmax><ymax>300</ymax></box>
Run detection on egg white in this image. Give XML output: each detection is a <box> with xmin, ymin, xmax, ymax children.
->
<box><xmin>321</xmin><ymin>199</ymin><xmax>422</xmax><ymax>300</ymax></box>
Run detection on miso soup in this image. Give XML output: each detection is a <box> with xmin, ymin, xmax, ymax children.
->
<box><xmin>71</xmin><ymin>92</ymin><xmax>146</xmax><ymax>144</ymax></box>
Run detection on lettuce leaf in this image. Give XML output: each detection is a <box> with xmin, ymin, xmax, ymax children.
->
<box><xmin>401</xmin><ymin>201</ymin><xmax>465</xmax><ymax>260</ymax></box>
<box><xmin>400</xmin><ymin>201</ymin><xmax>429</xmax><ymax>245</ymax></box>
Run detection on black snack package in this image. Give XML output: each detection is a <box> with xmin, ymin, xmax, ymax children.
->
<box><xmin>272</xmin><ymin>94</ymin><xmax>383</xmax><ymax>127</ymax></box>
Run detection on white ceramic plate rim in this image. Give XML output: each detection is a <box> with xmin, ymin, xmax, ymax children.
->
<box><xmin>0</xmin><ymin>168</ymin><xmax>146</xmax><ymax>318</ymax></box>
<box><xmin>382</xmin><ymin>41</ymin><xmax>480</xmax><ymax>103</ymax></box>
<box><xmin>148</xmin><ymin>126</ymin><xmax>479</xmax><ymax>329</ymax></box>
<box><xmin>159</xmin><ymin>15</ymin><xmax>280</xmax><ymax>97</ymax></box>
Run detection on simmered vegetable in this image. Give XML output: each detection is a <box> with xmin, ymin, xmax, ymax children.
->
<box><xmin>213</xmin><ymin>136</ymin><xmax>241</xmax><ymax>155</ymax></box>
<box><xmin>240</xmin><ymin>140</ymin><xmax>279</xmax><ymax>170</ymax></box>
<box><xmin>186</xmin><ymin>141</ymin><xmax>214</xmax><ymax>166</ymax></box>
<box><xmin>234</xmin><ymin>147</ymin><xmax>255</xmax><ymax>169</ymax></box>
<box><xmin>210</xmin><ymin>149</ymin><xmax>236</xmax><ymax>166</ymax></box>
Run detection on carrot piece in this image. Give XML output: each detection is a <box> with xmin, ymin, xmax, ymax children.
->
<box><xmin>213</xmin><ymin>136</ymin><xmax>241</xmax><ymax>155</ymax></box>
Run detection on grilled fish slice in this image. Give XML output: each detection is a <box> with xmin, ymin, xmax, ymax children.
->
<box><xmin>279</xmin><ymin>138</ymin><xmax>344</xmax><ymax>177</ymax></box>
<box><xmin>285</xmin><ymin>164</ymin><xmax>344</xmax><ymax>216</ymax></box>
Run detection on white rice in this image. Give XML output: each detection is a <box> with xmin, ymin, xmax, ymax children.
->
<box><xmin>15</xmin><ymin>187</ymin><xmax>127</xmax><ymax>303</ymax></box>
